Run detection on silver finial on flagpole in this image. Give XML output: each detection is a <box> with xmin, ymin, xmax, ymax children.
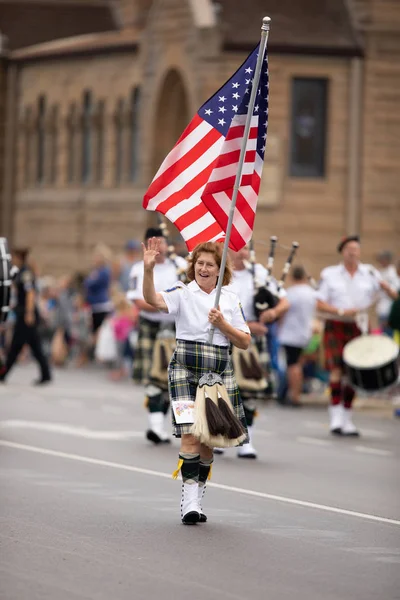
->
<box><xmin>262</xmin><ymin>16</ymin><xmax>271</xmax><ymax>31</ymax></box>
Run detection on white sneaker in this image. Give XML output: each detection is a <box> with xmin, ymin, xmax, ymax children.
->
<box><xmin>342</xmin><ymin>409</ymin><xmax>360</xmax><ymax>436</ymax></box>
<box><xmin>329</xmin><ymin>404</ymin><xmax>344</xmax><ymax>435</ymax></box>
<box><xmin>181</xmin><ymin>482</ymin><xmax>200</xmax><ymax>524</ymax></box>
<box><xmin>237</xmin><ymin>426</ymin><xmax>257</xmax><ymax>459</ymax></box>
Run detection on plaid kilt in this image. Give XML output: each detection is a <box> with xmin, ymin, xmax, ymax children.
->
<box><xmin>239</xmin><ymin>334</ymin><xmax>273</xmax><ymax>401</ymax></box>
<box><xmin>324</xmin><ymin>320</ymin><xmax>361</xmax><ymax>371</ymax></box>
<box><xmin>169</xmin><ymin>339</ymin><xmax>248</xmax><ymax>441</ymax></box>
<box><xmin>132</xmin><ymin>317</ymin><xmax>174</xmax><ymax>387</ymax></box>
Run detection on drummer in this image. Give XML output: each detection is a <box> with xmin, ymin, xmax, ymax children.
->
<box><xmin>316</xmin><ymin>235</ymin><xmax>398</xmax><ymax>436</ymax></box>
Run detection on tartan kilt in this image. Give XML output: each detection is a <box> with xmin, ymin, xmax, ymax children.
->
<box><xmin>132</xmin><ymin>317</ymin><xmax>174</xmax><ymax>386</ymax></box>
<box><xmin>239</xmin><ymin>334</ymin><xmax>272</xmax><ymax>401</ymax></box>
<box><xmin>324</xmin><ymin>320</ymin><xmax>361</xmax><ymax>371</ymax></box>
<box><xmin>169</xmin><ymin>339</ymin><xmax>248</xmax><ymax>441</ymax></box>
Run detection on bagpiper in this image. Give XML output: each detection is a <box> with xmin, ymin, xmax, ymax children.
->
<box><xmin>128</xmin><ymin>226</ymin><xmax>186</xmax><ymax>444</ymax></box>
<box><xmin>228</xmin><ymin>239</ymin><xmax>290</xmax><ymax>458</ymax></box>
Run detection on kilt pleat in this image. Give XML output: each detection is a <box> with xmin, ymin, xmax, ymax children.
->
<box><xmin>132</xmin><ymin>317</ymin><xmax>164</xmax><ymax>385</ymax></box>
<box><xmin>324</xmin><ymin>320</ymin><xmax>361</xmax><ymax>371</ymax></box>
<box><xmin>169</xmin><ymin>339</ymin><xmax>248</xmax><ymax>439</ymax></box>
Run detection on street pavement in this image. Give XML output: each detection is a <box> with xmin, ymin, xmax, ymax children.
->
<box><xmin>0</xmin><ymin>364</ymin><xmax>399</xmax><ymax>600</ymax></box>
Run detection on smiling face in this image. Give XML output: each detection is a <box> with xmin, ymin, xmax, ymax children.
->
<box><xmin>194</xmin><ymin>252</ymin><xmax>220</xmax><ymax>290</ymax></box>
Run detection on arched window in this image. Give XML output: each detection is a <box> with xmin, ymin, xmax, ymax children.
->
<box><xmin>81</xmin><ymin>90</ymin><xmax>92</xmax><ymax>183</ymax></box>
<box><xmin>114</xmin><ymin>97</ymin><xmax>125</xmax><ymax>184</ymax></box>
<box><xmin>94</xmin><ymin>99</ymin><xmax>105</xmax><ymax>184</ymax></box>
<box><xmin>36</xmin><ymin>95</ymin><xmax>46</xmax><ymax>183</ymax></box>
<box><xmin>49</xmin><ymin>104</ymin><xmax>59</xmax><ymax>185</ymax></box>
<box><xmin>129</xmin><ymin>86</ymin><xmax>141</xmax><ymax>182</ymax></box>
<box><xmin>67</xmin><ymin>102</ymin><xmax>78</xmax><ymax>184</ymax></box>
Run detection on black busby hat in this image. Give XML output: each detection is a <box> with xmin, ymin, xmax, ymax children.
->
<box><xmin>144</xmin><ymin>227</ymin><xmax>164</xmax><ymax>241</ymax></box>
<box><xmin>337</xmin><ymin>235</ymin><xmax>360</xmax><ymax>253</ymax></box>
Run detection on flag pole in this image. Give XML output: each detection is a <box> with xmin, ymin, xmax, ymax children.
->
<box><xmin>208</xmin><ymin>16</ymin><xmax>271</xmax><ymax>343</ymax></box>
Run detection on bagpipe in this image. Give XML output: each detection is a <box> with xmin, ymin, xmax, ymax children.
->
<box><xmin>252</xmin><ymin>236</ymin><xmax>299</xmax><ymax>320</ymax></box>
<box><xmin>232</xmin><ymin>236</ymin><xmax>299</xmax><ymax>397</ymax></box>
<box><xmin>0</xmin><ymin>238</ymin><xmax>18</xmax><ymax>324</ymax></box>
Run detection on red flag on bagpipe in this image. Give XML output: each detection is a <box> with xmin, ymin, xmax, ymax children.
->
<box><xmin>143</xmin><ymin>43</ymin><xmax>269</xmax><ymax>252</ymax></box>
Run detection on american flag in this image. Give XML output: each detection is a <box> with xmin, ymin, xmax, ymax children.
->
<box><xmin>143</xmin><ymin>44</ymin><xmax>269</xmax><ymax>251</ymax></box>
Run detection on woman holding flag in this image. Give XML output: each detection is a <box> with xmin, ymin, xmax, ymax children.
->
<box><xmin>142</xmin><ymin>237</ymin><xmax>250</xmax><ymax>524</ymax></box>
<box><xmin>140</xmin><ymin>17</ymin><xmax>272</xmax><ymax>524</ymax></box>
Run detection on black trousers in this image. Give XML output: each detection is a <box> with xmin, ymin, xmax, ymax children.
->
<box><xmin>4</xmin><ymin>316</ymin><xmax>51</xmax><ymax>380</ymax></box>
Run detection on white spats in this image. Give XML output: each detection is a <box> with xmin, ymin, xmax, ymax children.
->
<box><xmin>146</xmin><ymin>412</ymin><xmax>170</xmax><ymax>444</ymax></box>
<box><xmin>237</xmin><ymin>425</ymin><xmax>257</xmax><ymax>459</ymax></box>
<box><xmin>342</xmin><ymin>409</ymin><xmax>360</xmax><ymax>437</ymax></box>
<box><xmin>329</xmin><ymin>404</ymin><xmax>343</xmax><ymax>434</ymax></box>
<box><xmin>181</xmin><ymin>482</ymin><xmax>200</xmax><ymax>524</ymax></box>
<box><xmin>198</xmin><ymin>482</ymin><xmax>208</xmax><ymax>523</ymax></box>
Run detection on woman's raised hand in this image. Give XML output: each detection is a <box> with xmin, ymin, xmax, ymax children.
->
<box><xmin>142</xmin><ymin>237</ymin><xmax>160</xmax><ymax>270</ymax></box>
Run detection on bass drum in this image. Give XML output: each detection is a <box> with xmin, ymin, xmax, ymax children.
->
<box><xmin>0</xmin><ymin>238</ymin><xmax>12</xmax><ymax>323</ymax></box>
<box><xmin>343</xmin><ymin>334</ymin><xmax>399</xmax><ymax>392</ymax></box>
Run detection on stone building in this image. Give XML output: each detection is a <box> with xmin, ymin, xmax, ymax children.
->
<box><xmin>1</xmin><ymin>0</ymin><xmax>399</xmax><ymax>277</ymax></box>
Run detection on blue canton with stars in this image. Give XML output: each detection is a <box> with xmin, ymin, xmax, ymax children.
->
<box><xmin>198</xmin><ymin>43</ymin><xmax>269</xmax><ymax>160</ymax></box>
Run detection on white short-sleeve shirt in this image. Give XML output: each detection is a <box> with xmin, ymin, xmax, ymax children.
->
<box><xmin>230</xmin><ymin>264</ymin><xmax>287</xmax><ymax>322</ymax></box>
<box><xmin>316</xmin><ymin>263</ymin><xmax>381</xmax><ymax>311</ymax></box>
<box><xmin>278</xmin><ymin>284</ymin><xmax>317</xmax><ymax>348</ymax></box>
<box><xmin>127</xmin><ymin>257</ymin><xmax>187</xmax><ymax>323</ymax></box>
<box><xmin>159</xmin><ymin>280</ymin><xmax>250</xmax><ymax>346</ymax></box>
<box><xmin>376</xmin><ymin>265</ymin><xmax>399</xmax><ymax>318</ymax></box>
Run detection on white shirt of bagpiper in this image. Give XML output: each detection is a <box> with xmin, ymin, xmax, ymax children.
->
<box><xmin>278</xmin><ymin>284</ymin><xmax>318</xmax><ymax>348</ymax></box>
<box><xmin>316</xmin><ymin>263</ymin><xmax>382</xmax><ymax>311</ymax></box>
<box><xmin>229</xmin><ymin>264</ymin><xmax>287</xmax><ymax>322</ymax></box>
<box><xmin>160</xmin><ymin>280</ymin><xmax>250</xmax><ymax>346</ymax></box>
<box><xmin>376</xmin><ymin>265</ymin><xmax>399</xmax><ymax>318</ymax></box>
<box><xmin>127</xmin><ymin>257</ymin><xmax>187</xmax><ymax>323</ymax></box>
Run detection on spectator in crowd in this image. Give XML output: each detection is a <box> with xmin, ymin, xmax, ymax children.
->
<box><xmin>114</xmin><ymin>239</ymin><xmax>141</xmax><ymax>292</ymax></box>
<box><xmin>109</xmin><ymin>292</ymin><xmax>138</xmax><ymax>381</ymax></box>
<box><xmin>84</xmin><ymin>244</ymin><xmax>113</xmax><ymax>340</ymax></box>
<box><xmin>375</xmin><ymin>250</ymin><xmax>399</xmax><ymax>336</ymax></box>
<box><xmin>277</xmin><ymin>265</ymin><xmax>317</xmax><ymax>407</ymax></box>
<box><xmin>37</xmin><ymin>276</ymin><xmax>59</xmax><ymax>356</ymax></box>
<box><xmin>70</xmin><ymin>293</ymin><xmax>92</xmax><ymax>367</ymax></box>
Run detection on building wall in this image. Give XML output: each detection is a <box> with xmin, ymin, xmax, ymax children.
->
<box><xmin>358</xmin><ymin>0</ymin><xmax>400</xmax><ymax>259</ymax></box>
<box><xmin>11</xmin><ymin>0</ymin><xmax>400</xmax><ymax>278</ymax></box>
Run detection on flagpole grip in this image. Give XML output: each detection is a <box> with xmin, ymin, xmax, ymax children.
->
<box><xmin>208</xmin><ymin>16</ymin><xmax>271</xmax><ymax>344</ymax></box>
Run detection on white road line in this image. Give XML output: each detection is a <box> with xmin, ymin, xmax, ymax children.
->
<box><xmin>355</xmin><ymin>446</ymin><xmax>393</xmax><ymax>457</ymax></box>
<box><xmin>0</xmin><ymin>420</ymin><xmax>142</xmax><ymax>440</ymax></box>
<box><xmin>0</xmin><ymin>440</ymin><xmax>399</xmax><ymax>527</ymax></box>
<box><xmin>297</xmin><ymin>436</ymin><xmax>332</xmax><ymax>447</ymax></box>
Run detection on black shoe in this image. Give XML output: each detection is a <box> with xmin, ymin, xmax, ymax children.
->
<box><xmin>182</xmin><ymin>511</ymin><xmax>200</xmax><ymax>525</ymax></box>
<box><xmin>199</xmin><ymin>513</ymin><xmax>207</xmax><ymax>523</ymax></box>
<box><xmin>33</xmin><ymin>377</ymin><xmax>52</xmax><ymax>386</ymax></box>
<box><xmin>330</xmin><ymin>427</ymin><xmax>342</xmax><ymax>436</ymax></box>
<box><xmin>237</xmin><ymin>452</ymin><xmax>257</xmax><ymax>459</ymax></box>
<box><xmin>145</xmin><ymin>430</ymin><xmax>171</xmax><ymax>445</ymax></box>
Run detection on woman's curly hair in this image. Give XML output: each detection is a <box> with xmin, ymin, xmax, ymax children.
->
<box><xmin>186</xmin><ymin>242</ymin><xmax>233</xmax><ymax>286</ymax></box>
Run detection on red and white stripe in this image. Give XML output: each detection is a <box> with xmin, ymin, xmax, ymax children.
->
<box><xmin>143</xmin><ymin>113</ymin><xmax>261</xmax><ymax>251</ymax></box>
